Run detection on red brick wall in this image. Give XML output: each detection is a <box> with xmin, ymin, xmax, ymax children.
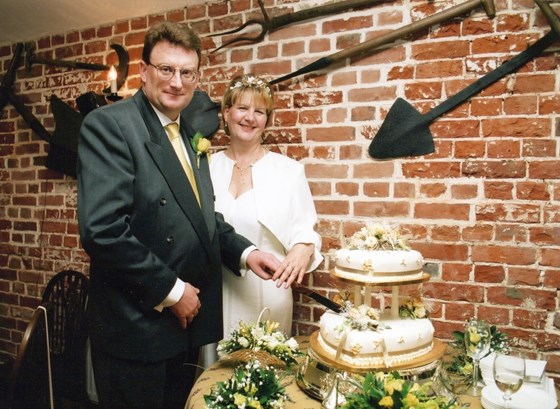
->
<box><xmin>1</xmin><ymin>0</ymin><xmax>559</xmax><ymax>383</ymax></box>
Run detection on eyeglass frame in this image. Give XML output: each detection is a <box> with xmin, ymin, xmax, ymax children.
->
<box><xmin>147</xmin><ymin>62</ymin><xmax>199</xmax><ymax>83</ymax></box>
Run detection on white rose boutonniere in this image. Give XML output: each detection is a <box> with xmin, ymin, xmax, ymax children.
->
<box><xmin>190</xmin><ymin>131</ymin><xmax>211</xmax><ymax>168</ymax></box>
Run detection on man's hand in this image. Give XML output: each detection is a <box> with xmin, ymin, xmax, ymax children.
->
<box><xmin>246</xmin><ymin>250</ymin><xmax>281</xmax><ymax>282</ymax></box>
<box><xmin>169</xmin><ymin>283</ymin><xmax>201</xmax><ymax>330</ymax></box>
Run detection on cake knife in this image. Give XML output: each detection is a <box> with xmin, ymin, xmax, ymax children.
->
<box><xmin>293</xmin><ymin>284</ymin><xmax>344</xmax><ymax>313</ymax></box>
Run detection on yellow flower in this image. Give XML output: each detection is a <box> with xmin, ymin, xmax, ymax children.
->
<box><xmin>379</xmin><ymin>395</ymin><xmax>394</xmax><ymax>407</ymax></box>
<box><xmin>468</xmin><ymin>331</ymin><xmax>481</xmax><ymax>344</ymax></box>
<box><xmin>190</xmin><ymin>131</ymin><xmax>211</xmax><ymax>168</ymax></box>
<box><xmin>248</xmin><ymin>400</ymin><xmax>263</xmax><ymax>409</ymax></box>
<box><xmin>197</xmin><ymin>137</ymin><xmax>211</xmax><ymax>154</ymax></box>
<box><xmin>403</xmin><ymin>392</ymin><xmax>420</xmax><ymax>407</ymax></box>
<box><xmin>384</xmin><ymin>378</ymin><xmax>404</xmax><ymax>395</ymax></box>
<box><xmin>421</xmin><ymin>401</ymin><xmax>440</xmax><ymax>409</ymax></box>
<box><xmin>461</xmin><ymin>362</ymin><xmax>474</xmax><ymax>375</ymax></box>
<box><xmin>265</xmin><ymin>320</ymin><xmax>280</xmax><ymax>333</ymax></box>
<box><xmin>233</xmin><ymin>393</ymin><xmax>247</xmax><ymax>406</ymax></box>
<box><xmin>409</xmin><ymin>382</ymin><xmax>421</xmax><ymax>393</ymax></box>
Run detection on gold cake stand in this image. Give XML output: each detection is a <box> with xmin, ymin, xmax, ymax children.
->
<box><xmin>296</xmin><ymin>333</ymin><xmax>446</xmax><ymax>400</ymax></box>
<box><xmin>309</xmin><ymin>331</ymin><xmax>446</xmax><ymax>373</ymax></box>
<box><xmin>297</xmin><ymin>269</ymin><xmax>443</xmax><ymax>403</ymax></box>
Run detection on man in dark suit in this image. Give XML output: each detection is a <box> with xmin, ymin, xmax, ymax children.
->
<box><xmin>77</xmin><ymin>21</ymin><xmax>292</xmax><ymax>409</ymax></box>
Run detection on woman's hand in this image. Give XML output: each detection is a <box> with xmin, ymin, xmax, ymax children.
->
<box><xmin>273</xmin><ymin>243</ymin><xmax>314</xmax><ymax>288</ymax></box>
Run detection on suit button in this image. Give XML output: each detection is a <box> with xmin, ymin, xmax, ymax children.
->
<box><xmin>160</xmin><ymin>197</ymin><xmax>167</xmax><ymax>206</ymax></box>
<box><xmin>166</xmin><ymin>236</ymin><xmax>174</xmax><ymax>244</ymax></box>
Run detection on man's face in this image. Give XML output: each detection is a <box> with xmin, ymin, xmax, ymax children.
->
<box><xmin>139</xmin><ymin>41</ymin><xmax>199</xmax><ymax>120</ymax></box>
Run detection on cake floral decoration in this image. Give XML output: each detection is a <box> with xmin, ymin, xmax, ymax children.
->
<box><xmin>346</xmin><ymin>223</ymin><xmax>411</xmax><ymax>251</ymax></box>
<box><xmin>399</xmin><ymin>295</ymin><xmax>430</xmax><ymax>319</ymax></box>
<box><xmin>337</xmin><ymin>301</ymin><xmax>389</xmax><ymax>332</ymax></box>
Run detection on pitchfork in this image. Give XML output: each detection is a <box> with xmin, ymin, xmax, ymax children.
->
<box><xmin>209</xmin><ymin>0</ymin><xmax>390</xmax><ymax>53</ymax></box>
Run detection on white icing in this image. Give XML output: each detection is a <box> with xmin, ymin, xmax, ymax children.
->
<box><xmin>318</xmin><ymin>310</ymin><xmax>434</xmax><ymax>368</ymax></box>
<box><xmin>334</xmin><ymin>249</ymin><xmax>423</xmax><ymax>283</ymax></box>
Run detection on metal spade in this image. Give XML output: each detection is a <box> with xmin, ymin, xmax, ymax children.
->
<box><xmin>270</xmin><ymin>0</ymin><xmax>496</xmax><ymax>85</ymax></box>
<box><xmin>369</xmin><ymin>0</ymin><xmax>560</xmax><ymax>159</ymax></box>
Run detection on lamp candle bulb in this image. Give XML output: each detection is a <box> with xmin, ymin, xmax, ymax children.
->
<box><xmin>109</xmin><ymin>65</ymin><xmax>118</xmax><ymax>94</ymax></box>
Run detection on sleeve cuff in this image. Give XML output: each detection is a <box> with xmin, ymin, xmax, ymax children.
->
<box><xmin>239</xmin><ymin>245</ymin><xmax>258</xmax><ymax>277</ymax></box>
<box><xmin>154</xmin><ymin>278</ymin><xmax>185</xmax><ymax>312</ymax></box>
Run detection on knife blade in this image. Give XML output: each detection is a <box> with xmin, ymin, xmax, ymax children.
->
<box><xmin>293</xmin><ymin>284</ymin><xmax>344</xmax><ymax>313</ymax></box>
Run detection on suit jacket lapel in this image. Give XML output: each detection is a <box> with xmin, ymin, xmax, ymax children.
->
<box><xmin>181</xmin><ymin>116</ymin><xmax>217</xmax><ymax>240</ymax></box>
<box><xmin>133</xmin><ymin>91</ymin><xmax>213</xmax><ymax>255</ymax></box>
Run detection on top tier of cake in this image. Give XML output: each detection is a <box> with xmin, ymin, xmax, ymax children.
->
<box><xmin>334</xmin><ymin>248</ymin><xmax>424</xmax><ymax>284</ymax></box>
<box><xmin>333</xmin><ymin>223</ymin><xmax>424</xmax><ymax>285</ymax></box>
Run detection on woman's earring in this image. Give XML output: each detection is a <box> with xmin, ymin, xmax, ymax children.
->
<box><xmin>224</xmin><ymin>122</ymin><xmax>230</xmax><ymax>135</ymax></box>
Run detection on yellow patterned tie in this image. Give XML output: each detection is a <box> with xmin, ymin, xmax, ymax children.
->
<box><xmin>165</xmin><ymin>123</ymin><xmax>200</xmax><ymax>206</ymax></box>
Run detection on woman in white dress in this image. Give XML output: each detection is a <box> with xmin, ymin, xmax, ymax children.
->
<box><xmin>210</xmin><ymin>74</ymin><xmax>323</xmax><ymax>343</ymax></box>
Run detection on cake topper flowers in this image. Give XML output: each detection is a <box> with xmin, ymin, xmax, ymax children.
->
<box><xmin>346</xmin><ymin>223</ymin><xmax>411</xmax><ymax>251</ymax></box>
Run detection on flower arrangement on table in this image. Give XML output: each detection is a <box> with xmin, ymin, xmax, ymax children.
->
<box><xmin>217</xmin><ymin>319</ymin><xmax>302</xmax><ymax>368</ymax></box>
<box><xmin>440</xmin><ymin>322</ymin><xmax>510</xmax><ymax>393</ymax></box>
<box><xmin>204</xmin><ymin>359</ymin><xmax>292</xmax><ymax>409</ymax></box>
<box><xmin>340</xmin><ymin>371</ymin><xmax>467</xmax><ymax>409</ymax></box>
<box><xmin>346</xmin><ymin>223</ymin><xmax>411</xmax><ymax>251</ymax></box>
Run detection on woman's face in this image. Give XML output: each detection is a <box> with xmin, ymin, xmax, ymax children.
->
<box><xmin>223</xmin><ymin>90</ymin><xmax>268</xmax><ymax>144</ymax></box>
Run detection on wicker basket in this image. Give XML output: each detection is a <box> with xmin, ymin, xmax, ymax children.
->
<box><xmin>222</xmin><ymin>348</ymin><xmax>286</xmax><ymax>368</ymax></box>
<box><xmin>220</xmin><ymin>308</ymin><xmax>287</xmax><ymax>368</ymax></box>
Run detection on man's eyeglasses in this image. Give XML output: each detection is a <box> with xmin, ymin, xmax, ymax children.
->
<box><xmin>148</xmin><ymin>63</ymin><xmax>199</xmax><ymax>83</ymax></box>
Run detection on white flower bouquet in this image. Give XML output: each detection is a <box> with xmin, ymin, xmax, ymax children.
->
<box><xmin>217</xmin><ymin>319</ymin><xmax>302</xmax><ymax>368</ymax></box>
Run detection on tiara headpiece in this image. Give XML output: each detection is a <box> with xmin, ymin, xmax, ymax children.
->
<box><xmin>228</xmin><ymin>74</ymin><xmax>272</xmax><ymax>97</ymax></box>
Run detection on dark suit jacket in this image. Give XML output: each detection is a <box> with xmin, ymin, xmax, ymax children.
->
<box><xmin>77</xmin><ymin>90</ymin><xmax>251</xmax><ymax>362</ymax></box>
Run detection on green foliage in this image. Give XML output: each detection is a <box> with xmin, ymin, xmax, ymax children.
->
<box><xmin>341</xmin><ymin>372</ymin><xmax>466</xmax><ymax>409</ymax></box>
<box><xmin>204</xmin><ymin>360</ymin><xmax>291</xmax><ymax>409</ymax></box>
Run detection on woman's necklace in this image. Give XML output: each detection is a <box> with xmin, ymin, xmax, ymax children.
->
<box><xmin>229</xmin><ymin>146</ymin><xmax>266</xmax><ymax>186</ymax></box>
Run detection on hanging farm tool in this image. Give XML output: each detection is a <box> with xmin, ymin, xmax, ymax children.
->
<box><xmin>270</xmin><ymin>0</ymin><xmax>495</xmax><ymax>85</ymax></box>
<box><xmin>24</xmin><ymin>42</ymin><xmax>129</xmax><ymax>94</ymax></box>
<box><xmin>209</xmin><ymin>0</ymin><xmax>391</xmax><ymax>53</ymax></box>
<box><xmin>368</xmin><ymin>0</ymin><xmax>559</xmax><ymax>159</ymax></box>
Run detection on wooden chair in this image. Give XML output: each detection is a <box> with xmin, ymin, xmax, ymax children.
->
<box><xmin>41</xmin><ymin>270</ymin><xmax>91</xmax><ymax>408</ymax></box>
<box><xmin>7</xmin><ymin>304</ymin><xmax>54</xmax><ymax>409</ymax></box>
